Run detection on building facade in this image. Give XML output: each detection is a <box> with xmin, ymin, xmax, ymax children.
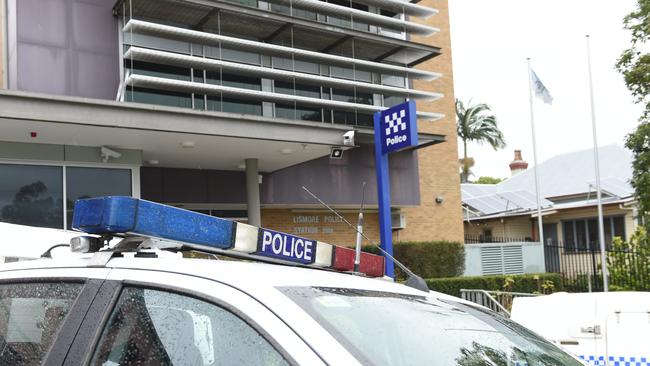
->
<box><xmin>0</xmin><ymin>0</ymin><xmax>462</xmax><ymax>246</ymax></box>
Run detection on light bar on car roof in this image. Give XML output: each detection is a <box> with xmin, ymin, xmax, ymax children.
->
<box><xmin>72</xmin><ymin>197</ymin><xmax>384</xmax><ymax>277</ymax></box>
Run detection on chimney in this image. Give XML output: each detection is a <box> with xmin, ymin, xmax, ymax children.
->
<box><xmin>509</xmin><ymin>150</ymin><xmax>528</xmax><ymax>176</ymax></box>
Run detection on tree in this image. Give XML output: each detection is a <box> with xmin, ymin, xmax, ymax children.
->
<box><xmin>474</xmin><ymin>176</ymin><xmax>503</xmax><ymax>185</ymax></box>
<box><xmin>616</xmin><ymin>0</ymin><xmax>650</xmax><ymax>228</ymax></box>
<box><xmin>456</xmin><ymin>99</ymin><xmax>506</xmax><ymax>183</ymax></box>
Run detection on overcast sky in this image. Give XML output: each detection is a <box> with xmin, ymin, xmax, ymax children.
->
<box><xmin>448</xmin><ymin>0</ymin><xmax>643</xmax><ymax>180</ymax></box>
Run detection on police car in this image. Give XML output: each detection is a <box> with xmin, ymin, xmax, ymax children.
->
<box><xmin>0</xmin><ymin>197</ymin><xmax>586</xmax><ymax>365</ymax></box>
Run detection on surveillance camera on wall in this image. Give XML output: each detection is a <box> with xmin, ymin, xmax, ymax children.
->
<box><xmin>343</xmin><ymin>130</ymin><xmax>355</xmax><ymax>147</ymax></box>
<box><xmin>100</xmin><ymin>146</ymin><xmax>122</xmax><ymax>162</ymax></box>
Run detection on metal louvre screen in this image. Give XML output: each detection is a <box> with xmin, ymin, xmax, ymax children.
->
<box><xmin>480</xmin><ymin>245</ymin><xmax>524</xmax><ymax>275</ymax></box>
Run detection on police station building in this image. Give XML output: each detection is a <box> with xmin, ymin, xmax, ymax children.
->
<box><xmin>0</xmin><ymin>0</ymin><xmax>462</xmax><ymax>246</ymax></box>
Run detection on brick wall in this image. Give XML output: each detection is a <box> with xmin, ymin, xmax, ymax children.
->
<box><xmin>399</xmin><ymin>0</ymin><xmax>464</xmax><ymax>243</ymax></box>
<box><xmin>261</xmin><ymin>209</ymin><xmax>381</xmax><ymax>247</ymax></box>
<box><xmin>261</xmin><ymin>1</ymin><xmax>465</xmax><ymax>246</ymax></box>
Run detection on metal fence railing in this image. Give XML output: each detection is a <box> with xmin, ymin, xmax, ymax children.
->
<box><xmin>544</xmin><ymin>241</ymin><xmax>650</xmax><ymax>292</ymax></box>
<box><xmin>460</xmin><ymin>289</ymin><xmax>539</xmax><ymax>317</ymax></box>
<box><xmin>464</xmin><ymin>235</ymin><xmax>533</xmax><ymax>244</ymax></box>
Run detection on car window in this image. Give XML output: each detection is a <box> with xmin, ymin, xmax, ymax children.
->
<box><xmin>0</xmin><ymin>282</ymin><xmax>82</xmax><ymax>365</ymax></box>
<box><xmin>91</xmin><ymin>287</ymin><xmax>289</xmax><ymax>366</ymax></box>
<box><xmin>280</xmin><ymin>287</ymin><xmax>583</xmax><ymax>366</ymax></box>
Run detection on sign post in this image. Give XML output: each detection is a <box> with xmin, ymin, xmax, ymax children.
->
<box><xmin>373</xmin><ymin>100</ymin><xmax>418</xmax><ymax>278</ymax></box>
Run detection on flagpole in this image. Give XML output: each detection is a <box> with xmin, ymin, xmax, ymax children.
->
<box><xmin>586</xmin><ymin>35</ymin><xmax>608</xmax><ymax>292</ymax></box>
<box><xmin>526</xmin><ymin>58</ymin><xmax>546</xmax><ymax>271</ymax></box>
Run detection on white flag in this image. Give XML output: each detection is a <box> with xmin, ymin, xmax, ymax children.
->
<box><xmin>530</xmin><ymin>69</ymin><xmax>553</xmax><ymax>104</ymax></box>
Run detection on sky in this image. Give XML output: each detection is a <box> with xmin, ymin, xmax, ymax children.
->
<box><xmin>448</xmin><ymin>0</ymin><xmax>643</xmax><ymax>180</ymax></box>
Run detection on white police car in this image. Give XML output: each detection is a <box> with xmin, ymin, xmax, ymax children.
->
<box><xmin>0</xmin><ymin>197</ymin><xmax>586</xmax><ymax>365</ymax></box>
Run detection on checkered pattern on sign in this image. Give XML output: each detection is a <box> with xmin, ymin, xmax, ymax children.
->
<box><xmin>580</xmin><ymin>355</ymin><xmax>650</xmax><ymax>366</ymax></box>
<box><xmin>384</xmin><ymin>109</ymin><xmax>407</xmax><ymax>136</ymax></box>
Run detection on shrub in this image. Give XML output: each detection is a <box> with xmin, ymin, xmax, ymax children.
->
<box><xmin>363</xmin><ymin>241</ymin><xmax>465</xmax><ymax>279</ymax></box>
<box><xmin>607</xmin><ymin>228</ymin><xmax>650</xmax><ymax>291</ymax></box>
<box><xmin>425</xmin><ymin>273</ymin><xmax>564</xmax><ymax>298</ymax></box>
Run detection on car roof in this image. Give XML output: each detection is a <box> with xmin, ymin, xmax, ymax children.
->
<box><xmin>0</xmin><ymin>254</ymin><xmax>467</xmax><ymax>304</ymax></box>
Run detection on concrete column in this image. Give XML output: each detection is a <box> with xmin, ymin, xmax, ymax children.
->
<box><xmin>245</xmin><ymin>158</ymin><xmax>261</xmax><ymax>227</ymax></box>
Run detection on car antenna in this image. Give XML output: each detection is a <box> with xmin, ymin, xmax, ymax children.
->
<box><xmin>354</xmin><ymin>182</ymin><xmax>366</xmax><ymax>273</ymax></box>
<box><xmin>302</xmin><ymin>186</ymin><xmax>429</xmax><ymax>292</ymax></box>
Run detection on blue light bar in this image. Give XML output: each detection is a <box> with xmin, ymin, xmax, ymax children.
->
<box><xmin>72</xmin><ymin>196</ymin><xmax>236</xmax><ymax>249</ymax></box>
<box><xmin>71</xmin><ymin>196</ymin><xmax>386</xmax><ymax>277</ymax></box>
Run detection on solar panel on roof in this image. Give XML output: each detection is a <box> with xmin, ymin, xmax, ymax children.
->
<box><xmin>464</xmin><ymin>190</ymin><xmax>553</xmax><ymax>215</ymax></box>
<box><xmin>588</xmin><ymin>177</ymin><xmax>633</xmax><ymax>198</ymax></box>
<box><xmin>497</xmin><ymin>190</ymin><xmax>553</xmax><ymax>210</ymax></box>
<box><xmin>464</xmin><ymin>196</ymin><xmax>507</xmax><ymax>215</ymax></box>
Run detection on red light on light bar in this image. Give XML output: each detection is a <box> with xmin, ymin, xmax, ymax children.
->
<box><xmin>359</xmin><ymin>252</ymin><xmax>385</xmax><ymax>277</ymax></box>
<box><xmin>331</xmin><ymin>246</ymin><xmax>385</xmax><ymax>277</ymax></box>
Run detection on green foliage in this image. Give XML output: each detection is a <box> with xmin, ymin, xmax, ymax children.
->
<box><xmin>455</xmin><ymin>99</ymin><xmax>506</xmax><ymax>183</ymax></box>
<box><xmin>425</xmin><ymin>273</ymin><xmax>564</xmax><ymax>298</ymax></box>
<box><xmin>616</xmin><ymin>0</ymin><xmax>650</xmax><ymax>118</ymax></box>
<box><xmin>607</xmin><ymin>228</ymin><xmax>650</xmax><ymax>291</ymax></box>
<box><xmin>617</xmin><ymin>0</ymin><xmax>650</xmax><ymax>228</ymax></box>
<box><xmin>625</xmin><ymin>121</ymin><xmax>650</xmax><ymax>228</ymax></box>
<box><xmin>363</xmin><ymin>241</ymin><xmax>465</xmax><ymax>279</ymax></box>
<box><xmin>474</xmin><ymin>176</ymin><xmax>504</xmax><ymax>184</ymax></box>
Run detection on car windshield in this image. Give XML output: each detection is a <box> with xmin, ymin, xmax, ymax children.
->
<box><xmin>280</xmin><ymin>287</ymin><xmax>582</xmax><ymax>366</ymax></box>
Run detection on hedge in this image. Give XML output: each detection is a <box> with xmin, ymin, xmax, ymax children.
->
<box><xmin>363</xmin><ymin>241</ymin><xmax>464</xmax><ymax>279</ymax></box>
<box><xmin>425</xmin><ymin>273</ymin><xmax>564</xmax><ymax>298</ymax></box>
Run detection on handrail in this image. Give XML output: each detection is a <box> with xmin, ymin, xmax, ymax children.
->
<box><xmin>461</xmin><ymin>289</ymin><xmax>511</xmax><ymax>316</ymax></box>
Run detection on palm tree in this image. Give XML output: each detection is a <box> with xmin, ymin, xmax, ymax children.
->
<box><xmin>456</xmin><ymin>99</ymin><xmax>506</xmax><ymax>183</ymax></box>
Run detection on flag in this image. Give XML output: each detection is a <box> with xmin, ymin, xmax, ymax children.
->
<box><xmin>530</xmin><ymin>69</ymin><xmax>553</xmax><ymax>104</ymax></box>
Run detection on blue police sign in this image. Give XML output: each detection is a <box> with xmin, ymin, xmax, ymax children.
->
<box><xmin>378</xmin><ymin>100</ymin><xmax>418</xmax><ymax>154</ymax></box>
<box><xmin>373</xmin><ymin>100</ymin><xmax>419</xmax><ymax>278</ymax></box>
<box><xmin>257</xmin><ymin>228</ymin><xmax>316</xmax><ymax>264</ymax></box>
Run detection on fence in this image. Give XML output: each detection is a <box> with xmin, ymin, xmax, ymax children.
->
<box><xmin>460</xmin><ymin>289</ymin><xmax>539</xmax><ymax>317</ymax></box>
<box><xmin>464</xmin><ymin>235</ymin><xmax>650</xmax><ymax>292</ymax></box>
<box><xmin>464</xmin><ymin>235</ymin><xmax>533</xmax><ymax>244</ymax></box>
<box><xmin>544</xmin><ymin>241</ymin><xmax>650</xmax><ymax>292</ymax></box>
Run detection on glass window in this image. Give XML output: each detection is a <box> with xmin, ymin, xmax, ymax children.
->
<box><xmin>575</xmin><ymin>220</ymin><xmax>586</xmax><ymax>251</ymax></box>
<box><xmin>126</xmin><ymin>60</ymin><xmax>191</xmax><ymax>82</ymax></box>
<box><xmin>126</xmin><ymin>87</ymin><xmax>192</xmax><ymax>108</ymax></box>
<box><xmin>223</xmin><ymin>0</ymin><xmax>258</xmax><ymax>7</ymax></box>
<box><xmin>276</xmin><ymin>104</ymin><xmax>322</xmax><ymax>122</ymax></box>
<box><xmin>384</xmin><ymin>95</ymin><xmax>406</xmax><ymax>108</ymax></box>
<box><xmin>91</xmin><ymin>287</ymin><xmax>288</xmax><ymax>366</ymax></box>
<box><xmin>66</xmin><ymin>167</ymin><xmax>132</xmax><ymax>229</ymax></box>
<box><xmin>613</xmin><ymin>216</ymin><xmax>625</xmax><ymax>240</ymax></box>
<box><xmin>274</xmin><ymin>81</ymin><xmax>321</xmax><ymax>99</ymax></box>
<box><xmin>563</xmin><ymin>216</ymin><xmax>626</xmax><ymax>251</ymax></box>
<box><xmin>206</xmin><ymin>72</ymin><xmax>262</xmax><ymax>91</ymax></box>
<box><xmin>563</xmin><ymin>221</ymin><xmax>575</xmax><ymax>252</ymax></box>
<box><xmin>272</xmin><ymin>57</ymin><xmax>320</xmax><ymax>75</ymax></box>
<box><xmin>207</xmin><ymin>97</ymin><xmax>263</xmax><ymax>115</ymax></box>
<box><xmin>0</xmin><ymin>164</ymin><xmax>63</xmax><ymax>228</ymax></box>
<box><xmin>332</xmin><ymin>89</ymin><xmax>373</xmax><ymax>105</ymax></box>
<box><xmin>270</xmin><ymin>3</ymin><xmax>317</xmax><ymax>20</ymax></box>
<box><xmin>382</xmin><ymin>75</ymin><xmax>406</xmax><ymax>87</ymax></box>
<box><xmin>332</xmin><ymin>110</ymin><xmax>372</xmax><ymax>127</ymax></box>
<box><xmin>0</xmin><ymin>282</ymin><xmax>82</xmax><ymax>365</ymax></box>
<box><xmin>205</xmin><ymin>47</ymin><xmax>261</xmax><ymax>66</ymax></box>
<box><xmin>325</xmin><ymin>0</ymin><xmax>369</xmax><ymax>31</ymax></box>
<box><xmin>281</xmin><ymin>287</ymin><xmax>582</xmax><ymax>366</ymax></box>
<box><xmin>123</xmin><ymin>33</ymin><xmax>191</xmax><ymax>55</ymax></box>
<box><xmin>330</xmin><ymin>66</ymin><xmax>372</xmax><ymax>83</ymax></box>
<box><xmin>587</xmin><ymin>218</ymin><xmax>598</xmax><ymax>250</ymax></box>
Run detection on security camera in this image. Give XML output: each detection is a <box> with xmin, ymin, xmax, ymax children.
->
<box><xmin>343</xmin><ymin>130</ymin><xmax>355</xmax><ymax>147</ymax></box>
<box><xmin>100</xmin><ymin>146</ymin><xmax>122</xmax><ymax>162</ymax></box>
